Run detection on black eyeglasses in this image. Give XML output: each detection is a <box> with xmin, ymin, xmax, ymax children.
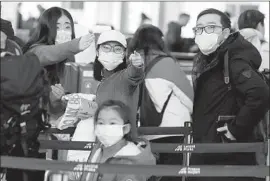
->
<box><xmin>100</xmin><ymin>44</ymin><xmax>125</xmax><ymax>54</ymax></box>
<box><xmin>192</xmin><ymin>25</ymin><xmax>224</xmax><ymax>35</ymax></box>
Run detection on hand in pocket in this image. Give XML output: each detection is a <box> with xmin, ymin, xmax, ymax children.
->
<box><xmin>217</xmin><ymin>123</ymin><xmax>236</xmax><ymax>141</ymax></box>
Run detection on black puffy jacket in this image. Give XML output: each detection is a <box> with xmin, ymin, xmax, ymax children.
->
<box><xmin>192</xmin><ymin>32</ymin><xmax>269</xmax><ymax>143</ymax></box>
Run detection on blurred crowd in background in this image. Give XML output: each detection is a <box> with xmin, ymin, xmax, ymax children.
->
<box><xmin>1</xmin><ymin>2</ymin><xmax>270</xmax><ymax>181</ymax></box>
<box><xmin>1</xmin><ymin>2</ymin><xmax>269</xmax><ymax>59</ymax></box>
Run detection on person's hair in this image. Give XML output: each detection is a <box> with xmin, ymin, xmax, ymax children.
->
<box><xmin>238</xmin><ymin>9</ymin><xmax>265</xmax><ymax>30</ymax></box>
<box><xmin>94</xmin><ymin>100</ymin><xmax>135</xmax><ymax>142</ymax></box>
<box><xmin>224</xmin><ymin>11</ymin><xmax>231</xmax><ymax>18</ymax></box>
<box><xmin>93</xmin><ymin>44</ymin><xmax>127</xmax><ymax>81</ymax></box>
<box><xmin>197</xmin><ymin>8</ymin><xmax>231</xmax><ymax>29</ymax></box>
<box><xmin>127</xmin><ymin>24</ymin><xmax>169</xmax><ymax>60</ymax></box>
<box><xmin>22</xmin><ymin>7</ymin><xmax>75</xmax><ymax>85</ymax></box>
<box><xmin>126</xmin><ymin>37</ymin><xmax>132</xmax><ymax>46</ymax></box>
<box><xmin>23</xmin><ymin>7</ymin><xmax>75</xmax><ymax>53</ymax></box>
<box><xmin>179</xmin><ymin>13</ymin><xmax>190</xmax><ymax>18</ymax></box>
<box><xmin>141</xmin><ymin>13</ymin><xmax>150</xmax><ymax>21</ymax></box>
<box><xmin>168</xmin><ymin>21</ymin><xmax>182</xmax><ymax>33</ymax></box>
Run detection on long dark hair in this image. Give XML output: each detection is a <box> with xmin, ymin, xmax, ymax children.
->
<box><xmin>93</xmin><ymin>44</ymin><xmax>127</xmax><ymax>81</ymax></box>
<box><xmin>94</xmin><ymin>100</ymin><xmax>136</xmax><ymax>142</ymax></box>
<box><xmin>23</xmin><ymin>7</ymin><xmax>76</xmax><ymax>85</ymax></box>
<box><xmin>127</xmin><ymin>24</ymin><xmax>169</xmax><ymax>61</ymax></box>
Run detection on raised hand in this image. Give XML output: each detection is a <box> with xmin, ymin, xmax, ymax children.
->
<box><xmin>50</xmin><ymin>84</ymin><xmax>65</xmax><ymax>101</ymax></box>
<box><xmin>129</xmin><ymin>51</ymin><xmax>144</xmax><ymax>68</ymax></box>
<box><xmin>79</xmin><ymin>33</ymin><xmax>95</xmax><ymax>51</ymax></box>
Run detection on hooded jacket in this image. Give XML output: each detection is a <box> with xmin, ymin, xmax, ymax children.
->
<box><xmin>69</xmin><ymin>139</ymin><xmax>156</xmax><ymax>181</ymax></box>
<box><xmin>239</xmin><ymin>28</ymin><xmax>269</xmax><ymax>71</ymax></box>
<box><xmin>189</xmin><ymin>32</ymin><xmax>269</xmax><ymax>181</ymax></box>
<box><xmin>192</xmin><ymin>32</ymin><xmax>269</xmax><ymax>143</ymax></box>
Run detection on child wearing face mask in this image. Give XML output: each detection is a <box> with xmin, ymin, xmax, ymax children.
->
<box><xmin>69</xmin><ymin>100</ymin><xmax>156</xmax><ymax>181</ymax></box>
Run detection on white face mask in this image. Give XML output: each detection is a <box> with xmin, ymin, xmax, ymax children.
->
<box><xmin>195</xmin><ymin>33</ymin><xmax>221</xmax><ymax>55</ymax></box>
<box><xmin>95</xmin><ymin>124</ymin><xmax>125</xmax><ymax>147</ymax></box>
<box><xmin>98</xmin><ymin>52</ymin><xmax>124</xmax><ymax>71</ymax></box>
<box><xmin>55</xmin><ymin>30</ymin><xmax>72</xmax><ymax>44</ymax></box>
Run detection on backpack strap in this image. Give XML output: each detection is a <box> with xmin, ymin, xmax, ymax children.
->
<box><xmin>223</xmin><ymin>51</ymin><xmax>232</xmax><ymax>90</ymax></box>
<box><xmin>160</xmin><ymin>91</ymin><xmax>173</xmax><ymax>116</ymax></box>
<box><xmin>145</xmin><ymin>55</ymin><xmax>168</xmax><ymax>74</ymax></box>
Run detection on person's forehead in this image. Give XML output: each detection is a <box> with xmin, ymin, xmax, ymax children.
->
<box><xmin>98</xmin><ymin>109</ymin><xmax>124</xmax><ymax>124</ymax></box>
<box><xmin>197</xmin><ymin>14</ymin><xmax>222</xmax><ymax>26</ymax></box>
<box><xmin>57</xmin><ymin>15</ymin><xmax>71</xmax><ymax>25</ymax></box>
<box><xmin>99</xmin><ymin>108</ymin><xmax>121</xmax><ymax>118</ymax></box>
<box><xmin>103</xmin><ymin>41</ymin><xmax>122</xmax><ymax>46</ymax></box>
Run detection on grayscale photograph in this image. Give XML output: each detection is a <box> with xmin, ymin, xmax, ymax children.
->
<box><xmin>0</xmin><ymin>1</ymin><xmax>269</xmax><ymax>181</ymax></box>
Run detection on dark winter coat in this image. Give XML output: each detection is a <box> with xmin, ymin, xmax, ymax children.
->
<box><xmin>189</xmin><ymin>32</ymin><xmax>269</xmax><ymax>181</ymax></box>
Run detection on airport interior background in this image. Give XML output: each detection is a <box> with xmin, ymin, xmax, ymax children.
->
<box><xmin>1</xmin><ymin>1</ymin><xmax>269</xmax><ymax>84</ymax></box>
<box><xmin>1</xmin><ymin>2</ymin><xmax>269</xmax><ymax>44</ymax></box>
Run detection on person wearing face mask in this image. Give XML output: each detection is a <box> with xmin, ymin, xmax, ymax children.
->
<box><xmin>127</xmin><ymin>25</ymin><xmax>193</xmax><ymax>181</ymax></box>
<box><xmin>188</xmin><ymin>9</ymin><xmax>269</xmax><ymax>181</ymax></box>
<box><xmin>68</xmin><ymin>100</ymin><xmax>156</xmax><ymax>181</ymax></box>
<box><xmin>22</xmin><ymin>7</ymin><xmax>95</xmax><ymax>169</ymax></box>
<box><xmin>23</xmin><ymin>7</ymin><xmax>95</xmax><ymax>120</ymax></box>
<box><xmin>93</xmin><ymin>30</ymin><xmax>144</xmax><ymax>139</ymax></box>
<box><xmin>238</xmin><ymin>9</ymin><xmax>269</xmax><ymax>71</ymax></box>
<box><xmin>23</xmin><ymin>7</ymin><xmax>94</xmax><ymax>84</ymax></box>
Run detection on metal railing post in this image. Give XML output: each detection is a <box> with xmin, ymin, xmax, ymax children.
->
<box><xmin>266</xmin><ymin>111</ymin><xmax>269</xmax><ymax>181</ymax></box>
<box><xmin>182</xmin><ymin>121</ymin><xmax>192</xmax><ymax>181</ymax></box>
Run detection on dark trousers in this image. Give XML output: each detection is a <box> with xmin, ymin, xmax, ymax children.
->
<box><xmin>6</xmin><ymin>143</ymin><xmax>45</xmax><ymax>181</ymax></box>
<box><xmin>150</xmin><ymin>136</ymin><xmax>184</xmax><ymax>181</ymax></box>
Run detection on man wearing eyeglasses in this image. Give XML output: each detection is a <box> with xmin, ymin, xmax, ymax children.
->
<box><xmin>189</xmin><ymin>8</ymin><xmax>269</xmax><ymax>181</ymax></box>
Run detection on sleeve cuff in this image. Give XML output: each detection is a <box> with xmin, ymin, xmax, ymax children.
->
<box><xmin>227</xmin><ymin>123</ymin><xmax>238</xmax><ymax>139</ymax></box>
<box><xmin>227</xmin><ymin>122</ymin><xmax>252</xmax><ymax>141</ymax></box>
<box><xmin>128</xmin><ymin>63</ymin><xmax>144</xmax><ymax>76</ymax></box>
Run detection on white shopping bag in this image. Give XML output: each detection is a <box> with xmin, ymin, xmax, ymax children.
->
<box><xmin>57</xmin><ymin>93</ymin><xmax>97</xmax><ymax>130</ymax></box>
<box><xmin>67</xmin><ymin>117</ymin><xmax>96</xmax><ymax>162</ymax></box>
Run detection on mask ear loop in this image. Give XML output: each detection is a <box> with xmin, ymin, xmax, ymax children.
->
<box><xmin>217</xmin><ymin>28</ymin><xmax>230</xmax><ymax>47</ymax></box>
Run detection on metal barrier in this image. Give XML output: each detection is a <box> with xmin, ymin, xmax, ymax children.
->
<box><xmin>170</xmin><ymin>52</ymin><xmax>196</xmax><ymax>60</ymax></box>
<box><xmin>38</xmin><ymin>123</ymin><xmax>269</xmax><ymax>181</ymax></box>
<box><xmin>42</xmin><ymin>126</ymin><xmax>192</xmax><ymax>135</ymax></box>
<box><xmin>41</xmin><ymin>125</ymin><xmax>193</xmax><ymax>181</ymax></box>
<box><xmin>1</xmin><ymin>125</ymin><xmax>269</xmax><ymax>181</ymax></box>
<box><xmin>266</xmin><ymin>111</ymin><xmax>270</xmax><ymax>181</ymax></box>
<box><xmin>0</xmin><ymin>155</ymin><xmax>269</xmax><ymax>178</ymax></box>
<box><xmin>38</xmin><ymin>140</ymin><xmax>266</xmax><ymax>153</ymax></box>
